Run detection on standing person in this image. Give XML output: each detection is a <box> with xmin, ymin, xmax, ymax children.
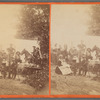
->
<box><xmin>51</xmin><ymin>49</ymin><xmax>58</xmax><ymax>65</ymax></box>
<box><xmin>77</xmin><ymin>40</ymin><xmax>86</xmax><ymax>63</ymax></box>
<box><xmin>77</xmin><ymin>41</ymin><xmax>86</xmax><ymax>73</ymax></box>
<box><xmin>71</xmin><ymin>59</ymin><xmax>77</xmax><ymax>75</ymax></box>
<box><xmin>1</xmin><ymin>58</ymin><xmax>7</xmax><ymax>79</ymax></box>
<box><xmin>7</xmin><ymin>44</ymin><xmax>15</xmax><ymax>78</ymax></box>
<box><xmin>78</xmin><ymin>55</ymin><xmax>87</xmax><ymax>76</ymax></box>
<box><xmin>86</xmin><ymin>48</ymin><xmax>92</xmax><ymax>61</ymax></box>
<box><xmin>15</xmin><ymin>51</ymin><xmax>21</xmax><ymax>63</ymax></box>
<box><xmin>82</xmin><ymin>56</ymin><xmax>88</xmax><ymax>76</ymax></box>
<box><xmin>69</xmin><ymin>47</ymin><xmax>74</xmax><ymax>60</ymax></box>
<box><xmin>11</xmin><ymin>60</ymin><xmax>17</xmax><ymax>79</ymax></box>
<box><xmin>69</xmin><ymin>47</ymin><xmax>77</xmax><ymax>62</ymax></box>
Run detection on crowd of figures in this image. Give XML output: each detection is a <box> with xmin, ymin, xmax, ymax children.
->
<box><xmin>0</xmin><ymin>44</ymin><xmax>47</xmax><ymax>79</ymax></box>
<box><xmin>51</xmin><ymin>41</ymin><xmax>100</xmax><ymax>76</ymax></box>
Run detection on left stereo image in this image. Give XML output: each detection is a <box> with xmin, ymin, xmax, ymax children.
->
<box><xmin>0</xmin><ymin>4</ymin><xmax>50</xmax><ymax>95</ymax></box>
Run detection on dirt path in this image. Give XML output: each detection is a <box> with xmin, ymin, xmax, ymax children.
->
<box><xmin>0</xmin><ymin>77</ymin><xmax>49</xmax><ymax>95</ymax></box>
<box><xmin>51</xmin><ymin>64</ymin><xmax>100</xmax><ymax>95</ymax></box>
<box><xmin>0</xmin><ymin>78</ymin><xmax>36</xmax><ymax>95</ymax></box>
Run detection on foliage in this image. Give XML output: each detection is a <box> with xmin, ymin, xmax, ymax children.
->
<box><xmin>17</xmin><ymin>4</ymin><xmax>50</xmax><ymax>54</ymax></box>
<box><xmin>17</xmin><ymin>5</ymin><xmax>50</xmax><ymax>90</ymax></box>
<box><xmin>23</xmin><ymin>63</ymin><xmax>49</xmax><ymax>90</ymax></box>
<box><xmin>88</xmin><ymin>5</ymin><xmax>100</xmax><ymax>36</ymax></box>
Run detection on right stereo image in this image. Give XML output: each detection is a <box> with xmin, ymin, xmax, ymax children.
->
<box><xmin>51</xmin><ymin>4</ymin><xmax>100</xmax><ymax>95</ymax></box>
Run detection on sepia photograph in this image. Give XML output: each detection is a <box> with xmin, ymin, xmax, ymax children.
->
<box><xmin>0</xmin><ymin>4</ymin><xmax>49</xmax><ymax>95</ymax></box>
<box><xmin>51</xmin><ymin>4</ymin><xmax>100</xmax><ymax>95</ymax></box>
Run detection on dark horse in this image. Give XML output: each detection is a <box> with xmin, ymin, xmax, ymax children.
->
<box><xmin>21</xmin><ymin>49</ymin><xmax>32</xmax><ymax>62</ymax></box>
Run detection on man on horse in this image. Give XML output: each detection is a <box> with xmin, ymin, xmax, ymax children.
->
<box><xmin>32</xmin><ymin>47</ymin><xmax>41</xmax><ymax>64</ymax></box>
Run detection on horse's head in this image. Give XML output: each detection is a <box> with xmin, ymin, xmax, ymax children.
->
<box><xmin>92</xmin><ymin>45</ymin><xmax>100</xmax><ymax>52</ymax></box>
<box><xmin>21</xmin><ymin>49</ymin><xmax>31</xmax><ymax>60</ymax></box>
<box><xmin>21</xmin><ymin>49</ymin><xmax>27</xmax><ymax>55</ymax></box>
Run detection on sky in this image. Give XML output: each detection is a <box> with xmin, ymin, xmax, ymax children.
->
<box><xmin>0</xmin><ymin>5</ymin><xmax>20</xmax><ymax>41</ymax></box>
<box><xmin>51</xmin><ymin>4</ymin><xmax>100</xmax><ymax>49</ymax></box>
<box><xmin>1</xmin><ymin>4</ymin><xmax>100</xmax><ymax>52</ymax></box>
<box><xmin>0</xmin><ymin>4</ymin><xmax>39</xmax><ymax>52</ymax></box>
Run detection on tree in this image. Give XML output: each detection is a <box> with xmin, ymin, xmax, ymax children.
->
<box><xmin>16</xmin><ymin>4</ymin><xmax>50</xmax><ymax>90</ymax></box>
<box><xmin>88</xmin><ymin>5</ymin><xmax>100</xmax><ymax>36</ymax></box>
<box><xmin>16</xmin><ymin>4</ymin><xmax>50</xmax><ymax>55</ymax></box>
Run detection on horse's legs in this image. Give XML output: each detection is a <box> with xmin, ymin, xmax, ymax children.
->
<box><xmin>82</xmin><ymin>70</ymin><xmax>85</xmax><ymax>76</ymax></box>
<box><xmin>84</xmin><ymin>69</ymin><xmax>87</xmax><ymax>76</ymax></box>
<box><xmin>11</xmin><ymin>73</ymin><xmax>13</xmax><ymax>79</ymax></box>
<box><xmin>2</xmin><ymin>69</ymin><xmax>7</xmax><ymax>79</ymax></box>
<box><xmin>8</xmin><ymin>70</ymin><xmax>11</xmax><ymax>79</ymax></box>
<box><xmin>78</xmin><ymin>67</ymin><xmax>82</xmax><ymax>75</ymax></box>
<box><xmin>87</xmin><ymin>70</ymin><xmax>91</xmax><ymax>77</ymax></box>
<box><xmin>13</xmin><ymin>73</ymin><xmax>16</xmax><ymax>79</ymax></box>
<box><xmin>14</xmin><ymin>74</ymin><xmax>17</xmax><ymax>79</ymax></box>
<box><xmin>18</xmin><ymin>74</ymin><xmax>20</xmax><ymax>80</ymax></box>
<box><xmin>14</xmin><ymin>70</ymin><xmax>17</xmax><ymax>79</ymax></box>
<box><xmin>4</xmin><ymin>71</ymin><xmax>6</xmax><ymax>79</ymax></box>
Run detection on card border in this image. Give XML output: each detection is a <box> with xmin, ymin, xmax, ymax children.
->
<box><xmin>0</xmin><ymin>2</ymin><xmax>100</xmax><ymax>98</ymax></box>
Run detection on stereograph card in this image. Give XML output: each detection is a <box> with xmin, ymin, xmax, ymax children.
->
<box><xmin>0</xmin><ymin>1</ymin><xmax>99</xmax><ymax>99</ymax></box>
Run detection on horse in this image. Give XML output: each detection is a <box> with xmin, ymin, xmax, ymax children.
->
<box><xmin>21</xmin><ymin>49</ymin><xmax>32</xmax><ymax>63</ymax></box>
<box><xmin>92</xmin><ymin>45</ymin><xmax>100</xmax><ymax>59</ymax></box>
<box><xmin>87</xmin><ymin>60</ymin><xmax>100</xmax><ymax>76</ymax></box>
<box><xmin>9</xmin><ymin>62</ymin><xmax>26</xmax><ymax>80</ymax></box>
<box><xmin>11</xmin><ymin>62</ymin><xmax>36</xmax><ymax>80</ymax></box>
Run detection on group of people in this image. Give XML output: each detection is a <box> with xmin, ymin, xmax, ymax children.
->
<box><xmin>0</xmin><ymin>44</ymin><xmax>45</xmax><ymax>79</ymax></box>
<box><xmin>52</xmin><ymin>41</ymin><xmax>100</xmax><ymax>76</ymax></box>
